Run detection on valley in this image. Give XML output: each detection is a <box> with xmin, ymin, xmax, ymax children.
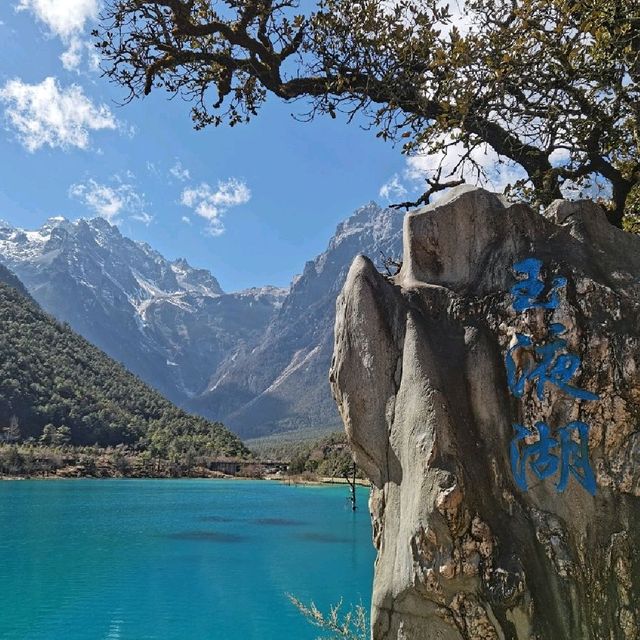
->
<box><xmin>0</xmin><ymin>201</ymin><xmax>403</xmax><ymax>440</ymax></box>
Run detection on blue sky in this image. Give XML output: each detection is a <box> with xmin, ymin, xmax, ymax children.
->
<box><xmin>0</xmin><ymin>1</ymin><xmax>425</xmax><ymax>291</ymax></box>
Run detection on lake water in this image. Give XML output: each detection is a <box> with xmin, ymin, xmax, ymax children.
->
<box><xmin>0</xmin><ymin>479</ymin><xmax>374</xmax><ymax>640</ymax></box>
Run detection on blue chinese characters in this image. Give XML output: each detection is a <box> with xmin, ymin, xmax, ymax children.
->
<box><xmin>505</xmin><ymin>258</ymin><xmax>599</xmax><ymax>495</ymax></box>
<box><xmin>505</xmin><ymin>322</ymin><xmax>599</xmax><ymax>401</ymax></box>
<box><xmin>510</xmin><ymin>421</ymin><xmax>596</xmax><ymax>495</ymax></box>
<box><xmin>511</xmin><ymin>257</ymin><xmax>567</xmax><ymax>312</ymax></box>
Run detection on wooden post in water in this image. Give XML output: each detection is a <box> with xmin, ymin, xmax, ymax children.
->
<box><xmin>344</xmin><ymin>460</ymin><xmax>357</xmax><ymax>511</ymax></box>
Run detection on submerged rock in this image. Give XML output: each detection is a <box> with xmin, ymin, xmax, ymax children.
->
<box><xmin>330</xmin><ymin>186</ymin><xmax>640</xmax><ymax>639</ymax></box>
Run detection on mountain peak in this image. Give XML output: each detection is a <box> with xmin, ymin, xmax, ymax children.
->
<box><xmin>324</xmin><ymin>202</ymin><xmax>400</xmax><ymax>262</ymax></box>
<box><xmin>87</xmin><ymin>216</ymin><xmax>115</xmax><ymax>229</ymax></box>
<box><xmin>85</xmin><ymin>217</ymin><xmax>123</xmax><ymax>239</ymax></box>
<box><xmin>0</xmin><ymin>199</ymin><xmax>405</xmax><ymax>439</ymax></box>
<box><xmin>0</xmin><ymin>214</ymin><xmax>225</xmax><ymax>308</ymax></box>
<box><xmin>39</xmin><ymin>215</ymin><xmax>75</xmax><ymax>235</ymax></box>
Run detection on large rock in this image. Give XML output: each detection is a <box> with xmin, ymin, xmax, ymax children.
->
<box><xmin>330</xmin><ymin>186</ymin><xmax>640</xmax><ymax>639</ymax></box>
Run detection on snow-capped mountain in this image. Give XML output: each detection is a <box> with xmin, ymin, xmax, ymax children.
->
<box><xmin>0</xmin><ymin>202</ymin><xmax>403</xmax><ymax>439</ymax></box>
<box><xmin>0</xmin><ymin>217</ymin><xmax>287</xmax><ymax>405</ymax></box>
<box><xmin>190</xmin><ymin>202</ymin><xmax>404</xmax><ymax>438</ymax></box>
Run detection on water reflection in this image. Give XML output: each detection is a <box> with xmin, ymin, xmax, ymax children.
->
<box><xmin>165</xmin><ymin>531</ymin><xmax>248</xmax><ymax>543</ymax></box>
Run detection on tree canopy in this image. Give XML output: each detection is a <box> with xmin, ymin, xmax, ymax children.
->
<box><xmin>96</xmin><ymin>0</ymin><xmax>639</xmax><ymax>227</ymax></box>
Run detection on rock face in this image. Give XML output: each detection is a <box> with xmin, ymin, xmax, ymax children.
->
<box><xmin>330</xmin><ymin>187</ymin><xmax>640</xmax><ymax>639</ymax></box>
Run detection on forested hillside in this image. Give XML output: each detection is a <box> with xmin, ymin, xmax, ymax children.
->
<box><xmin>0</xmin><ymin>266</ymin><xmax>248</xmax><ymax>458</ymax></box>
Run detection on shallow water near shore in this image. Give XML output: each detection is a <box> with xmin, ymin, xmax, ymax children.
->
<box><xmin>0</xmin><ymin>479</ymin><xmax>374</xmax><ymax>640</ymax></box>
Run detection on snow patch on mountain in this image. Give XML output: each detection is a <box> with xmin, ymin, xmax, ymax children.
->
<box><xmin>0</xmin><ymin>214</ymin><xmax>287</xmax><ymax>407</ymax></box>
<box><xmin>0</xmin><ymin>202</ymin><xmax>405</xmax><ymax>438</ymax></box>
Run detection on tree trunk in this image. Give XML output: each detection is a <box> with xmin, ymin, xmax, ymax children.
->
<box><xmin>608</xmin><ymin>179</ymin><xmax>632</xmax><ymax>229</ymax></box>
<box><xmin>344</xmin><ymin>460</ymin><xmax>357</xmax><ymax>511</ymax></box>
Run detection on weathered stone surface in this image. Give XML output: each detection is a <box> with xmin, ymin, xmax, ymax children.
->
<box><xmin>330</xmin><ymin>186</ymin><xmax>640</xmax><ymax>639</ymax></box>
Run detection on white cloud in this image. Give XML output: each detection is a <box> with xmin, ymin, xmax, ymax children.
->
<box><xmin>549</xmin><ymin>148</ymin><xmax>571</xmax><ymax>167</ymax></box>
<box><xmin>407</xmin><ymin>136</ymin><xmax>607</xmax><ymax>204</ymax></box>
<box><xmin>170</xmin><ymin>160</ymin><xmax>191</xmax><ymax>182</ymax></box>
<box><xmin>181</xmin><ymin>178</ymin><xmax>251</xmax><ymax>236</ymax></box>
<box><xmin>381</xmin><ymin>1</ymin><xmax>475</xmax><ymax>35</ymax></box>
<box><xmin>132</xmin><ymin>211</ymin><xmax>154</xmax><ymax>225</ymax></box>
<box><xmin>547</xmin><ymin>148</ymin><xmax>609</xmax><ymax>200</ymax></box>
<box><xmin>181</xmin><ymin>216</ymin><xmax>192</xmax><ymax>225</ymax></box>
<box><xmin>60</xmin><ymin>39</ymin><xmax>102</xmax><ymax>73</ymax></box>
<box><xmin>59</xmin><ymin>37</ymin><xmax>84</xmax><ymax>71</ymax></box>
<box><xmin>443</xmin><ymin>1</ymin><xmax>475</xmax><ymax>36</ymax></box>
<box><xmin>17</xmin><ymin>0</ymin><xmax>100</xmax><ymax>71</ymax></box>
<box><xmin>406</xmin><ymin>132</ymin><xmax>528</xmax><ymax>196</ymax></box>
<box><xmin>17</xmin><ymin>0</ymin><xmax>98</xmax><ymax>39</ymax></box>
<box><xmin>0</xmin><ymin>77</ymin><xmax>116</xmax><ymax>152</ymax></box>
<box><xmin>379</xmin><ymin>174</ymin><xmax>408</xmax><ymax>201</ymax></box>
<box><xmin>69</xmin><ymin>179</ymin><xmax>149</xmax><ymax>224</ymax></box>
<box><xmin>119</xmin><ymin>121</ymin><xmax>137</xmax><ymax>139</ymax></box>
<box><xmin>117</xmin><ymin>169</ymin><xmax>136</xmax><ymax>181</ymax></box>
<box><xmin>561</xmin><ymin>174</ymin><xmax>612</xmax><ymax>202</ymax></box>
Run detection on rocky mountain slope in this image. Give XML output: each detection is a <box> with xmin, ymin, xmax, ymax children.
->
<box><xmin>0</xmin><ymin>202</ymin><xmax>403</xmax><ymax>438</ymax></box>
<box><xmin>0</xmin><ymin>217</ymin><xmax>286</xmax><ymax>406</ymax></box>
<box><xmin>191</xmin><ymin>202</ymin><xmax>404</xmax><ymax>437</ymax></box>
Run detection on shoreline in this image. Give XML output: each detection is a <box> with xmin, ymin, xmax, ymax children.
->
<box><xmin>0</xmin><ymin>472</ymin><xmax>371</xmax><ymax>487</ymax></box>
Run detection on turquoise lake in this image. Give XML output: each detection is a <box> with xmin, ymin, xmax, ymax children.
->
<box><xmin>0</xmin><ymin>479</ymin><xmax>375</xmax><ymax>640</ymax></box>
